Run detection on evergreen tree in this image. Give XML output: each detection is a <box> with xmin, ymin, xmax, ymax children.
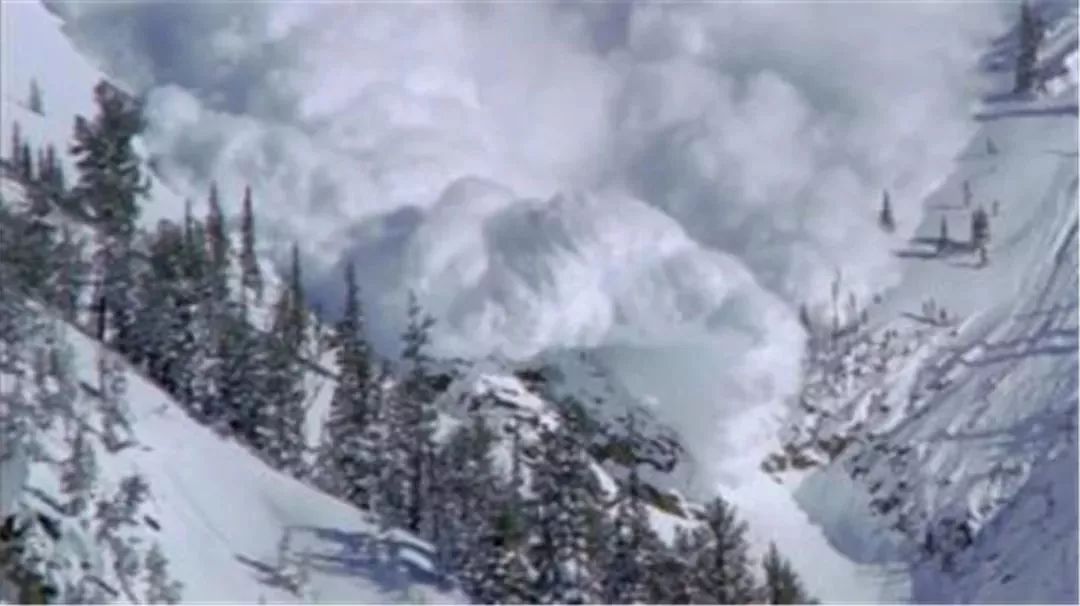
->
<box><xmin>71</xmin><ymin>81</ymin><xmax>149</xmax><ymax>357</ymax></box>
<box><xmin>213</xmin><ymin>306</ymin><xmax>262</xmax><ymax>434</ymax></box>
<box><xmin>437</xmin><ymin>414</ymin><xmax>500</xmax><ymax>575</ymax></box>
<box><xmin>0</xmin><ymin>189</ymin><xmax>56</xmax><ymax>297</ymax></box>
<box><xmin>315</xmin><ymin>261</ymin><xmax>375</xmax><ymax>505</ymax></box>
<box><xmin>938</xmin><ymin>216</ymin><xmax>949</xmax><ymax>253</ymax></box>
<box><xmin>761</xmin><ymin>542</ymin><xmax>812</xmax><ymax>604</ymax></box>
<box><xmin>1014</xmin><ymin>1</ymin><xmax>1044</xmax><ymax>94</ymax></box>
<box><xmin>379</xmin><ymin>292</ymin><xmax>439</xmax><ymax>533</ymax></box>
<box><xmin>239</xmin><ymin>186</ymin><xmax>263</xmax><ymax>304</ymax></box>
<box><xmin>60</xmin><ymin>428</ymin><xmax>97</xmax><ymax>516</ymax></box>
<box><xmin>603</xmin><ymin>416</ymin><xmax>662</xmax><ymax>604</ymax></box>
<box><xmin>259</xmin><ymin>254</ymin><xmax>308</xmax><ymax>473</ymax></box>
<box><xmin>971</xmin><ymin>206</ymin><xmax>990</xmax><ymax>261</ymax></box>
<box><xmin>687</xmin><ymin>496</ymin><xmax>759</xmax><ymax>604</ymax></box>
<box><xmin>530</xmin><ymin>422</ymin><xmax>601</xmax><ymax>604</ymax></box>
<box><xmin>143</xmin><ymin>543</ymin><xmax>183</xmax><ymax>604</ymax></box>
<box><xmin>205</xmin><ymin>183</ymin><xmax>230</xmax><ymax>303</ymax></box>
<box><xmin>878</xmin><ymin>190</ymin><xmax>895</xmax><ymax>233</ymax></box>
<box><xmin>279</xmin><ymin>243</ymin><xmax>308</xmax><ymax>356</ymax></box>
<box><xmin>8</xmin><ymin>122</ymin><xmax>21</xmax><ymax>166</ymax></box>
<box><xmin>96</xmin><ymin>350</ymin><xmax>133</xmax><ymax>452</ymax></box>
<box><xmin>19</xmin><ymin>143</ymin><xmax>33</xmax><ymax>183</ymax></box>
<box><xmin>41</xmin><ymin>145</ymin><xmax>64</xmax><ymax>194</ymax></box>
<box><xmin>71</xmin><ymin>81</ymin><xmax>148</xmax><ymax>241</ymax></box>
<box><xmin>28</xmin><ymin>79</ymin><xmax>43</xmax><ymax>115</ymax></box>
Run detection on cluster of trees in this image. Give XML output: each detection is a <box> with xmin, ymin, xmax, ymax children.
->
<box><xmin>4</xmin><ymin>81</ymin><xmax>311</xmax><ymax>476</ymax></box>
<box><xmin>0</xmin><ymin>288</ymin><xmax>181</xmax><ymax>603</ymax></box>
<box><xmin>878</xmin><ymin>184</ymin><xmax>992</xmax><ymax>266</ymax></box>
<box><xmin>1014</xmin><ymin>0</ymin><xmax>1045</xmax><ymax>94</ymax></box>
<box><xmin>3</xmin><ymin>77</ymin><xmax>814</xmax><ymax>604</ymax></box>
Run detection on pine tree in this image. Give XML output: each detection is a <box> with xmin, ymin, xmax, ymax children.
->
<box><xmin>761</xmin><ymin>542</ymin><xmax>812</xmax><ymax>604</ymax></box>
<box><xmin>239</xmin><ymin>186</ymin><xmax>263</xmax><ymax>304</ymax></box>
<box><xmin>28</xmin><ymin>79</ymin><xmax>43</xmax><ymax>115</ymax></box>
<box><xmin>205</xmin><ymin>182</ymin><xmax>230</xmax><ymax>304</ymax></box>
<box><xmin>213</xmin><ymin>307</ymin><xmax>262</xmax><ymax>435</ymax></box>
<box><xmin>143</xmin><ymin>543</ymin><xmax>183</xmax><ymax>604</ymax></box>
<box><xmin>72</xmin><ymin>81</ymin><xmax>149</xmax><ymax>358</ymax></box>
<box><xmin>0</xmin><ymin>189</ymin><xmax>57</xmax><ymax>297</ymax></box>
<box><xmin>971</xmin><ymin>206</ymin><xmax>990</xmax><ymax>261</ymax></box>
<box><xmin>19</xmin><ymin>143</ymin><xmax>33</xmax><ymax>182</ymax></box>
<box><xmin>603</xmin><ymin>416</ymin><xmax>661</xmax><ymax>604</ymax></box>
<box><xmin>316</xmin><ymin>261</ymin><xmax>375</xmax><ymax>505</ymax></box>
<box><xmin>42</xmin><ymin>145</ymin><xmax>64</xmax><ymax>194</ymax></box>
<box><xmin>96</xmin><ymin>350</ymin><xmax>133</xmax><ymax>452</ymax></box>
<box><xmin>60</xmin><ymin>428</ymin><xmax>97</xmax><ymax>516</ymax></box>
<box><xmin>281</xmin><ymin>243</ymin><xmax>308</xmax><ymax>356</ymax></box>
<box><xmin>8</xmin><ymin>122</ymin><xmax>21</xmax><ymax>166</ymax></box>
<box><xmin>878</xmin><ymin>190</ymin><xmax>895</xmax><ymax>233</ymax></box>
<box><xmin>530</xmin><ymin>423</ymin><xmax>601</xmax><ymax>604</ymax></box>
<box><xmin>260</xmin><ymin>328</ymin><xmax>307</xmax><ymax>475</ymax></box>
<box><xmin>685</xmin><ymin>496</ymin><xmax>758</xmax><ymax>604</ymax></box>
<box><xmin>71</xmin><ymin>80</ymin><xmax>148</xmax><ymax>241</ymax></box>
<box><xmin>1014</xmin><ymin>1</ymin><xmax>1044</xmax><ymax>94</ymax></box>
<box><xmin>393</xmin><ymin>291</ymin><xmax>439</xmax><ymax>534</ymax></box>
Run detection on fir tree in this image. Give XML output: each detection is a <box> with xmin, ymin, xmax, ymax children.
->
<box><xmin>386</xmin><ymin>291</ymin><xmax>440</xmax><ymax>534</ymax></box>
<box><xmin>239</xmin><ymin>186</ymin><xmax>263</xmax><ymax>304</ymax></box>
<box><xmin>19</xmin><ymin>143</ymin><xmax>33</xmax><ymax>182</ymax></box>
<box><xmin>143</xmin><ymin>543</ymin><xmax>183</xmax><ymax>604</ymax></box>
<box><xmin>71</xmin><ymin>80</ymin><xmax>148</xmax><ymax>241</ymax></box>
<box><xmin>316</xmin><ymin>261</ymin><xmax>376</xmax><ymax>505</ymax></box>
<box><xmin>28</xmin><ymin>79</ymin><xmax>43</xmax><ymax>115</ymax></box>
<box><xmin>96</xmin><ymin>350</ymin><xmax>133</xmax><ymax>452</ymax></box>
<box><xmin>530</xmin><ymin>423</ymin><xmax>601</xmax><ymax>604</ymax></box>
<box><xmin>761</xmin><ymin>542</ymin><xmax>812</xmax><ymax>604</ymax></box>
<box><xmin>72</xmin><ymin>81</ymin><xmax>149</xmax><ymax>357</ymax></box>
<box><xmin>686</xmin><ymin>496</ymin><xmax>758</xmax><ymax>604</ymax></box>
<box><xmin>60</xmin><ymin>428</ymin><xmax>97</xmax><ymax>516</ymax></box>
<box><xmin>1014</xmin><ymin>1</ymin><xmax>1044</xmax><ymax>94</ymax></box>
<box><xmin>279</xmin><ymin>243</ymin><xmax>308</xmax><ymax>356</ymax></box>
<box><xmin>205</xmin><ymin>182</ymin><xmax>230</xmax><ymax>305</ymax></box>
<box><xmin>878</xmin><ymin>190</ymin><xmax>895</xmax><ymax>233</ymax></box>
<box><xmin>8</xmin><ymin>121</ymin><xmax>21</xmax><ymax>166</ymax></box>
<box><xmin>603</xmin><ymin>416</ymin><xmax>662</xmax><ymax>604</ymax></box>
<box><xmin>261</xmin><ymin>328</ymin><xmax>307</xmax><ymax>476</ymax></box>
<box><xmin>971</xmin><ymin>206</ymin><xmax>990</xmax><ymax>247</ymax></box>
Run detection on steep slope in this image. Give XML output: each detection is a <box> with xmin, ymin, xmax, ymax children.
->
<box><xmin>6</xmin><ymin>310</ymin><xmax>463</xmax><ymax>603</ymax></box>
<box><xmin>771</xmin><ymin>6</ymin><xmax>1079</xmax><ymax>602</ymax></box>
<box><xmin>0</xmin><ymin>3</ymin><xmax>459</xmax><ymax>602</ymax></box>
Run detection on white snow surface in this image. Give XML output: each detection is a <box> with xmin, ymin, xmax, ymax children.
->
<box><xmin>2</xmin><ymin>0</ymin><xmax>1077</xmax><ymax>603</ymax></box>
<box><xmin>16</xmin><ymin>318</ymin><xmax>461</xmax><ymax>603</ymax></box>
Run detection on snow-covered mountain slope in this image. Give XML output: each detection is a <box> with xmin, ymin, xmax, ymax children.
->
<box><xmin>4</xmin><ymin>310</ymin><xmax>464</xmax><ymax>603</ymax></box>
<box><xmin>0</xmin><ymin>3</ymin><xmax>457</xmax><ymax>602</ymax></box>
<box><xmin>768</xmin><ymin>5</ymin><xmax>1079</xmax><ymax>602</ymax></box>
<box><xmin>3</xmin><ymin>0</ymin><xmax>1076</xmax><ymax>603</ymax></box>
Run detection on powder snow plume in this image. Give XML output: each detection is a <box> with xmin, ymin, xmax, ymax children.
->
<box><xmin>44</xmin><ymin>0</ymin><xmax>1003</xmax><ymax>492</ymax></box>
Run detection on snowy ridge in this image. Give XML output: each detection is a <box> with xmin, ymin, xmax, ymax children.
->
<box><xmin>769</xmin><ymin>6</ymin><xmax>1079</xmax><ymax>601</ymax></box>
<box><xmin>0</xmin><ymin>302</ymin><xmax>463</xmax><ymax>603</ymax></box>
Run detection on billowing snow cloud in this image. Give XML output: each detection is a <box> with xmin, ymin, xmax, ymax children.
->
<box><xmin>48</xmin><ymin>0</ymin><xmax>1002</xmax><ymax>491</ymax></box>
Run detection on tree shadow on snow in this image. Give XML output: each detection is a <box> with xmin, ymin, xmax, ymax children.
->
<box><xmin>234</xmin><ymin>554</ymin><xmax>297</xmax><ymax>593</ymax></box>
<box><xmin>235</xmin><ymin>524</ymin><xmax>452</xmax><ymax>599</ymax></box>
